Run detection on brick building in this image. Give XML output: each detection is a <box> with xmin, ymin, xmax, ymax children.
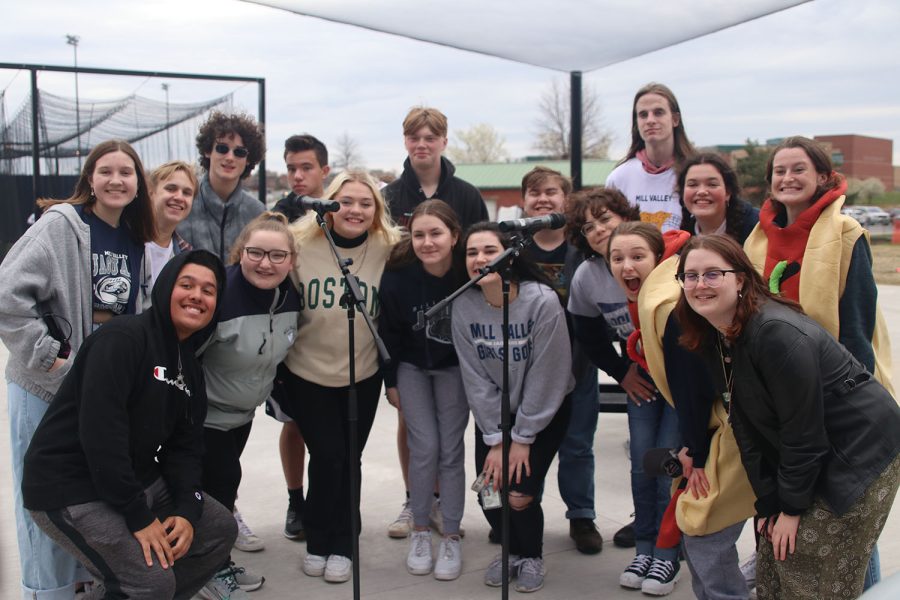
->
<box><xmin>814</xmin><ymin>134</ymin><xmax>893</xmax><ymax>191</ymax></box>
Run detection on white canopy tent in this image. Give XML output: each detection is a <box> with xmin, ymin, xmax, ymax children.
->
<box><xmin>245</xmin><ymin>0</ymin><xmax>810</xmax><ymax>185</ymax></box>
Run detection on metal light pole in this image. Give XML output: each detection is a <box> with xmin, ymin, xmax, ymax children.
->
<box><xmin>65</xmin><ymin>34</ymin><xmax>82</xmax><ymax>170</ymax></box>
<box><xmin>161</xmin><ymin>83</ymin><xmax>171</xmax><ymax>159</ymax></box>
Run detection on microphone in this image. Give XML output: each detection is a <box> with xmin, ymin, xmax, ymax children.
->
<box><xmin>298</xmin><ymin>196</ymin><xmax>340</xmax><ymax>213</ymax></box>
<box><xmin>642</xmin><ymin>447</ymin><xmax>683</xmax><ymax>478</ymax></box>
<box><xmin>498</xmin><ymin>213</ymin><xmax>566</xmax><ymax>233</ymax></box>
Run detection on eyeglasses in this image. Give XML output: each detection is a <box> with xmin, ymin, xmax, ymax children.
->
<box><xmin>214</xmin><ymin>143</ymin><xmax>249</xmax><ymax>158</ymax></box>
<box><xmin>676</xmin><ymin>269</ymin><xmax>741</xmax><ymax>289</ymax></box>
<box><xmin>580</xmin><ymin>221</ymin><xmax>602</xmax><ymax>236</ymax></box>
<box><xmin>580</xmin><ymin>215</ymin><xmax>613</xmax><ymax>236</ymax></box>
<box><xmin>244</xmin><ymin>247</ymin><xmax>291</xmax><ymax>264</ymax></box>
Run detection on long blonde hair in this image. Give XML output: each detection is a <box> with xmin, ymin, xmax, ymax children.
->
<box><xmin>291</xmin><ymin>169</ymin><xmax>402</xmax><ymax>246</ymax></box>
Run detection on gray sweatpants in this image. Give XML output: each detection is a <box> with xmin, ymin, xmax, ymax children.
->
<box><xmin>397</xmin><ymin>362</ymin><xmax>469</xmax><ymax>534</ymax></box>
<box><xmin>31</xmin><ymin>477</ymin><xmax>237</xmax><ymax>600</ymax></box>
<box><xmin>682</xmin><ymin>520</ymin><xmax>749</xmax><ymax>600</ymax></box>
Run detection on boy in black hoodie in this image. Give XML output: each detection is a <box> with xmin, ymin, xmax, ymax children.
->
<box><xmin>22</xmin><ymin>250</ymin><xmax>237</xmax><ymax>600</ymax></box>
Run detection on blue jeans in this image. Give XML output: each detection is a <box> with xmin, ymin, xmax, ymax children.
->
<box><xmin>864</xmin><ymin>545</ymin><xmax>880</xmax><ymax>590</ymax></box>
<box><xmin>627</xmin><ymin>395</ymin><xmax>680</xmax><ymax>561</ymax></box>
<box><xmin>8</xmin><ymin>381</ymin><xmax>84</xmax><ymax>599</ymax></box>
<box><xmin>557</xmin><ymin>367</ymin><xmax>599</xmax><ymax>520</ymax></box>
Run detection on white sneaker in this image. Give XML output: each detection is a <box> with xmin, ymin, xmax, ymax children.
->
<box><xmin>428</xmin><ymin>498</ymin><xmax>465</xmax><ymax>537</ymax></box>
<box><xmin>433</xmin><ymin>536</ymin><xmax>462</xmax><ymax>581</ymax></box>
<box><xmin>388</xmin><ymin>499</ymin><xmax>413</xmax><ymax>538</ymax></box>
<box><xmin>406</xmin><ymin>530</ymin><xmax>433</xmax><ymax>575</ymax></box>
<box><xmin>302</xmin><ymin>553</ymin><xmax>327</xmax><ymax>577</ymax></box>
<box><xmin>233</xmin><ymin>509</ymin><xmax>265</xmax><ymax>552</ymax></box>
<box><xmin>324</xmin><ymin>555</ymin><xmax>352</xmax><ymax>583</ymax></box>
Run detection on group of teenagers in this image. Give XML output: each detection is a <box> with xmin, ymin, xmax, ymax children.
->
<box><xmin>0</xmin><ymin>81</ymin><xmax>897</xmax><ymax>600</ymax></box>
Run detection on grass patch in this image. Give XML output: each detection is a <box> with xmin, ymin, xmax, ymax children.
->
<box><xmin>872</xmin><ymin>238</ymin><xmax>900</xmax><ymax>285</ymax></box>
<box><xmin>867</xmin><ymin>191</ymin><xmax>900</xmax><ymax>208</ymax></box>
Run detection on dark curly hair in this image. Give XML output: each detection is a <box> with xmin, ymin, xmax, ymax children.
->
<box><xmin>564</xmin><ymin>186</ymin><xmax>640</xmax><ymax>257</ymax></box>
<box><xmin>676</xmin><ymin>153</ymin><xmax>748</xmax><ymax>241</ymax></box>
<box><xmin>196</xmin><ymin>111</ymin><xmax>265</xmax><ymax>179</ymax></box>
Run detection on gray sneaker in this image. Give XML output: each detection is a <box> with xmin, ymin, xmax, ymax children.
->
<box><xmin>515</xmin><ymin>557</ymin><xmax>545</xmax><ymax>593</ymax></box>
<box><xmin>228</xmin><ymin>562</ymin><xmax>264</xmax><ymax>592</ymax></box>
<box><xmin>484</xmin><ymin>553</ymin><xmax>520</xmax><ymax>587</ymax></box>
<box><xmin>197</xmin><ymin>566</ymin><xmax>250</xmax><ymax>600</ymax></box>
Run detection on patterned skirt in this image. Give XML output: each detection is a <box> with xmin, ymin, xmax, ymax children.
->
<box><xmin>757</xmin><ymin>454</ymin><xmax>900</xmax><ymax>599</ymax></box>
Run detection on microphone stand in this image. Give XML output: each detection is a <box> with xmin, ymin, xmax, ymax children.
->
<box><xmin>422</xmin><ymin>232</ymin><xmax>532</xmax><ymax>600</ymax></box>
<box><xmin>313</xmin><ymin>207</ymin><xmax>390</xmax><ymax>600</ymax></box>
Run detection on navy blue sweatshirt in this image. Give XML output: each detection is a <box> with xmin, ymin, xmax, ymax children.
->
<box><xmin>378</xmin><ymin>262</ymin><xmax>461</xmax><ymax>388</ymax></box>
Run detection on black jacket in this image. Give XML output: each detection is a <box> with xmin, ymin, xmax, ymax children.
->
<box><xmin>729</xmin><ymin>300</ymin><xmax>900</xmax><ymax>517</ymax></box>
<box><xmin>378</xmin><ymin>262</ymin><xmax>462</xmax><ymax>388</ymax></box>
<box><xmin>23</xmin><ymin>250</ymin><xmax>226</xmax><ymax>532</ymax></box>
<box><xmin>383</xmin><ymin>156</ymin><xmax>488</xmax><ymax>229</ymax></box>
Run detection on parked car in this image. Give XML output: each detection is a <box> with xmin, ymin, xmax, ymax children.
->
<box><xmin>856</xmin><ymin>206</ymin><xmax>891</xmax><ymax>226</ymax></box>
<box><xmin>841</xmin><ymin>206</ymin><xmax>869</xmax><ymax>225</ymax></box>
<box><xmin>890</xmin><ymin>208</ymin><xmax>900</xmax><ymax>223</ymax></box>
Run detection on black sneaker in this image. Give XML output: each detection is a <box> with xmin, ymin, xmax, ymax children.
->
<box><xmin>569</xmin><ymin>518</ymin><xmax>603</xmax><ymax>554</ymax></box>
<box><xmin>283</xmin><ymin>505</ymin><xmax>305</xmax><ymax>540</ymax></box>
<box><xmin>641</xmin><ymin>558</ymin><xmax>680</xmax><ymax>596</ymax></box>
<box><xmin>619</xmin><ymin>554</ymin><xmax>653</xmax><ymax>589</ymax></box>
<box><xmin>613</xmin><ymin>520</ymin><xmax>635</xmax><ymax>548</ymax></box>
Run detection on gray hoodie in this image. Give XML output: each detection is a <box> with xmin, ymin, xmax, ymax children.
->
<box><xmin>451</xmin><ymin>280</ymin><xmax>574</xmax><ymax>446</ymax></box>
<box><xmin>0</xmin><ymin>204</ymin><xmax>94</xmax><ymax>401</ymax></box>
<box><xmin>176</xmin><ymin>174</ymin><xmax>264</xmax><ymax>261</ymax></box>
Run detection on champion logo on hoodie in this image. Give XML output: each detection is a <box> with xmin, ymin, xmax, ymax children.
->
<box><xmin>153</xmin><ymin>366</ymin><xmax>192</xmax><ymax>397</ymax></box>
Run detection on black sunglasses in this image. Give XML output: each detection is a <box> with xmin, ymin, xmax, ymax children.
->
<box><xmin>214</xmin><ymin>143</ymin><xmax>249</xmax><ymax>158</ymax></box>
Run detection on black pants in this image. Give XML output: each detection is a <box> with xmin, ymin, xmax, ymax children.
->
<box><xmin>202</xmin><ymin>420</ymin><xmax>253</xmax><ymax>567</ymax></box>
<box><xmin>474</xmin><ymin>395</ymin><xmax>571</xmax><ymax>558</ymax></box>
<box><xmin>281</xmin><ymin>370</ymin><xmax>382</xmax><ymax>558</ymax></box>
<box><xmin>202</xmin><ymin>421</ymin><xmax>254</xmax><ymax>513</ymax></box>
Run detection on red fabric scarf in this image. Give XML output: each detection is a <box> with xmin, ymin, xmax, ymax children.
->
<box><xmin>625</xmin><ymin>230</ymin><xmax>692</xmax><ymax>369</ymax></box>
<box><xmin>758</xmin><ymin>177</ymin><xmax>847</xmax><ymax>301</ymax></box>
<box><xmin>636</xmin><ymin>149</ymin><xmax>674</xmax><ymax>175</ymax></box>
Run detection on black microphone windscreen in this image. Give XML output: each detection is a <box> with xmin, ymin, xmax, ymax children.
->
<box><xmin>642</xmin><ymin>447</ymin><xmax>682</xmax><ymax>478</ymax></box>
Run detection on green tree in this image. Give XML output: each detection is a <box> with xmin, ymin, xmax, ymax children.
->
<box><xmin>735</xmin><ymin>139</ymin><xmax>770</xmax><ymax>205</ymax></box>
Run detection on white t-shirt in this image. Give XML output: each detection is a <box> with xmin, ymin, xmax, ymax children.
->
<box><xmin>606</xmin><ymin>157</ymin><xmax>681</xmax><ymax>232</ymax></box>
<box><xmin>145</xmin><ymin>240</ymin><xmax>175</xmax><ymax>291</ymax></box>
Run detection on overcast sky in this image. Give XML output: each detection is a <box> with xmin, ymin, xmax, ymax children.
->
<box><xmin>1</xmin><ymin>0</ymin><xmax>897</xmax><ymax>173</ymax></box>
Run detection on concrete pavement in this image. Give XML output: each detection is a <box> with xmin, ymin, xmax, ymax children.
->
<box><xmin>1</xmin><ymin>286</ymin><xmax>898</xmax><ymax>599</ymax></box>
